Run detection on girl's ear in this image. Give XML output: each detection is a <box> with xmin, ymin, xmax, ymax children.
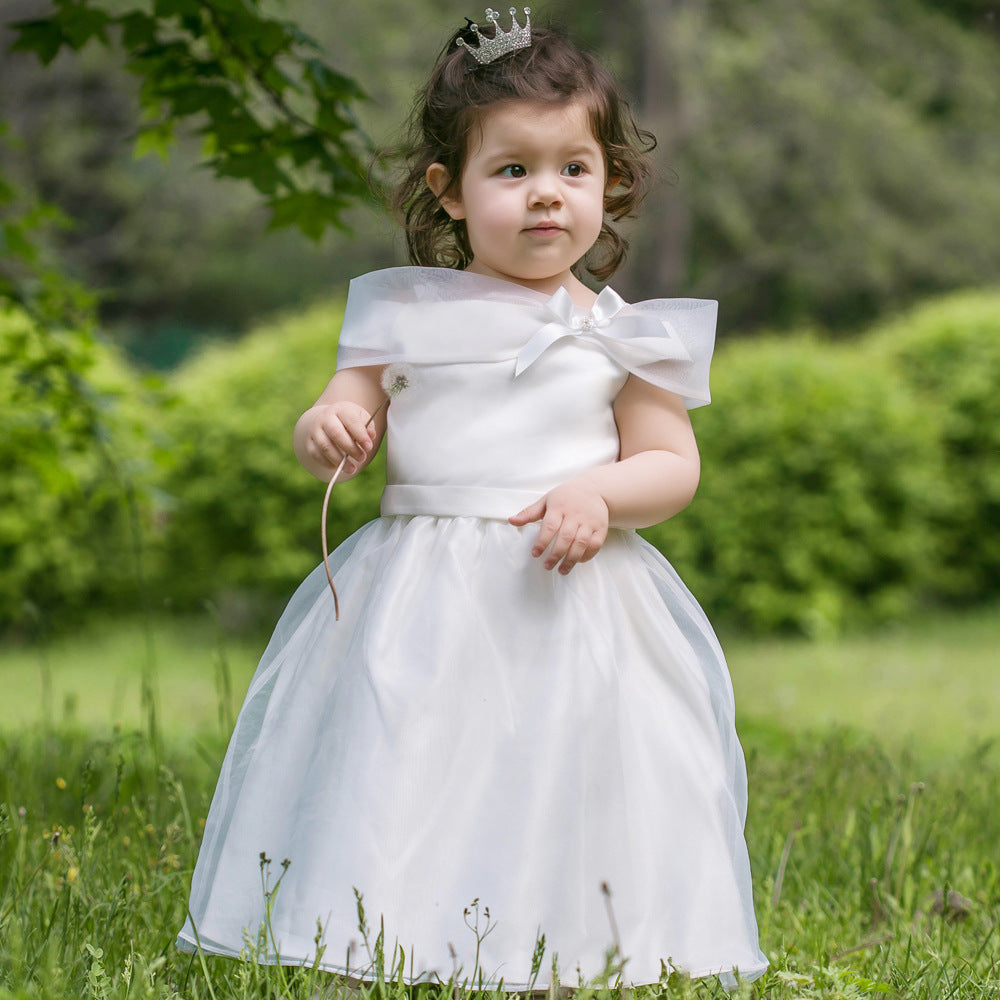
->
<box><xmin>426</xmin><ymin>163</ymin><xmax>465</xmax><ymax>220</ymax></box>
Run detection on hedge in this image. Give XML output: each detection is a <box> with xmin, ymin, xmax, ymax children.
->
<box><xmin>151</xmin><ymin>300</ymin><xmax>383</xmax><ymax>618</ymax></box>
<box><xmin>0</xmin><ymin>309</ymin><xmax>155</xmax><ymax>629</ymax></box>
<box><xmin>642</xmin><ymin>335</ymin><xmax>946</xmax><ymax>635</ymax></box>
<box><xmin>869</xmin><ymin>290</ymin><xmax>1000</xmax><ymax>603</ymax></box>
<box><xmin>3</xmin><ymin>289</ymin><xmax>998</xmax><ymax>635</ymax></box>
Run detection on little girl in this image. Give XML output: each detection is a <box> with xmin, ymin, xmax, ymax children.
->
<box><xmin>178</xmin><ymin>10</ymin><xmax>767</xmax><ymax>990</ymax></box>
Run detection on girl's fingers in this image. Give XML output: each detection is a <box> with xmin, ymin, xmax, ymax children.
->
<box><xmin>508</xmin><ymin>498</ymin><xmax>546</xmax><ymax>525</ymax></box>
<box><xmin>320</xmin><ymin>415</ymin><xmax>371</xmax><ymax>463</ymax></box>
<box><xmin>532</xmin><ymin>512</ymin><xmax>564</xmax><ymax>560</ymax></box>
<box><xmin>511</xmin><ymin>493</ymin><xmax>609</xmax><ymax>573</ymax></box>
<box><xmin>577</xmin><ymin>528</ymin><xmax>606</xmax><ymax>564</ymax></box>
<box><xmin>547</xmin><ymin>523</ymin><xmax>607</xmax><ymax>573</ymax></box>
<box><xmin>542</xmin><ymin>518</ymin><xmax>581</xmax><ymax>569</ymax></box>
<box><xmin>311</xmin><ymin>428</ymin><xmax>345</xmax><ymax>466</ymax></box>
<box><xmin>341</xmin><ymin>409</ymin><xmax>376</xmax><ymax>451</ymax></box>
<box><xmin>554</xmin><ymin>533</ymin><xmax>590</xmax><ymax>574</ymax></box>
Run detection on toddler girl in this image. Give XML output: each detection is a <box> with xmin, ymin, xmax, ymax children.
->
<box><xmin>178</xmin><ymin>10</ymin><xmax>767</xmax><ymax>990</ymax></box>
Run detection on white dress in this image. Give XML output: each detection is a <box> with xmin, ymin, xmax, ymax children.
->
<box><xmin>177</xmin><ymin>267</ymin><xmax>768</xmax><ymax>989</ymax></box>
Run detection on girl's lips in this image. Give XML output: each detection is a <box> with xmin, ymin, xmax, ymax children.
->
<box><xmin>525</xmin><ymin>223</ymin><xmax>565</xmax><ymax>236</ymax></box>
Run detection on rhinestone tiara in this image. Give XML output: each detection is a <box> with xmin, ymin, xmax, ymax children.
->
<box><xmin>456</xmin><ymin>7</ymin><xmax>532</xmax><ymax>65</ymax></box>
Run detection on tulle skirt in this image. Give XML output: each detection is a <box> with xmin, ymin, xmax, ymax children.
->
<box><xmin>177</xmin><ymin>516</ymin><xmax>767</xmax><ymax>989</ymax></box>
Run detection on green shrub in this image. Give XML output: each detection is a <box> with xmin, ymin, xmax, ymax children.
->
<box><xmin>154</xmin><ymin>300</ymin><xmax>384</xmax><ymax>615</ymax></box>
<box><xmin>643</xmin><ymin>335</ymin><xmax>947</xmax><ymax>635</ymax></box>
<box><xmin>870</xmin><ymin>290</ymin><xmax>1000</xmax><ymax>602</ymax></box>
<box><xmin>9</xmin><ymin>288</ymin><xmax>996</xmax><ymax>636</ymax></box>
<box><xmin>0</xmin><ymin>309</ymin><xmax>154</xmax><ymax>630</ymax></box>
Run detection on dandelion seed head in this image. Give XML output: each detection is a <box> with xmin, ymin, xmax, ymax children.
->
<box><xmin>381</xmin><ymin>362</ymin><xmax>416</xmax><ymax>398</ymax></box>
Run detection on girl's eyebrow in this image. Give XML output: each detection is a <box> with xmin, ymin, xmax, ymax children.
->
<box><xmin>482</xmin><ymin>143</ymin><xmax>601</xmax><ymax>162</ymax></box>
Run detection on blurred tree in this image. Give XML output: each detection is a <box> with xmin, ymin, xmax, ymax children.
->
<box><xmin>1</xmin><ymin>0</ymin><xmax>372</xmax><ymax>328</ymax></box>
<box><xmin>918</xmin><ymin>0</ymin><xmax>1000</xmax><ymax>29</ymax></box>
<box><xmin>0</xmin><ymin>0</ymin><xmax>377</xmax><ymax>634</ymax></box>
<box><xmin>0</xmin><ymin>33</ymin><xmax>391</xmax><ymax>364</ymax></box>
<box><xmin>600</xmin><ymin>0</ymin><xmax>1000</xmax><ymax>328</ymax></box>
<box><xmin>3</xmin><ymin>0</ymin><xmax>1000</xmax><ymax>344</ymax></box>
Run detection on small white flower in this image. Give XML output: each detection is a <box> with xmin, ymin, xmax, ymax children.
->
<box><xmin>381</xmin><ymin>362</ymin><xmax>416</xmax><ymax>398</ymax></box>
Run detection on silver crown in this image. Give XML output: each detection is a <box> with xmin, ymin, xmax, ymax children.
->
<box><xmin>456</xmin><ymin>7</ymin><xmax>532</xmax><ymax>65</ymax></box>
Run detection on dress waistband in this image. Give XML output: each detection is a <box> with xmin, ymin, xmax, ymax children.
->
<box><xmin>381</xmin><ymin>484</ymin><xmax>542</xmax><ymax>520</ymax></box>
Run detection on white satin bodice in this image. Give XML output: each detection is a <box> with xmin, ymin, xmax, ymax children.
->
<box><xmin>334</xmin><ymin>267</ymin><xmax>718</xmax><ymax>518</ymax></box>
<box><xmin>383</xmin><ymin>340</ymin><xmax>625</xmax><ymax>502</ymax></box>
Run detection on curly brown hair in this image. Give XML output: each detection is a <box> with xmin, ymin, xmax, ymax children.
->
<box><xmin>389</xmin><ymin>23</ymin><xmax>655</xmax><ymax>282</ymax></box>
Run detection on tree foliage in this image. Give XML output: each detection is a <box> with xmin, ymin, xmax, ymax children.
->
<box><xmin>1</xmin><ymin>0</ymin><xmax>372</xmax><ymax>358</ymax></box>
<box><xmin>8</xmin><ymin>0</ymin><xmax>372</xmax><ymax>242</ymax></box>
<box><xmin>0</xmin><ymin>0</ymin><xmax>374</xmax><ymax>591</ymax></box>
<box><xmin>615</xmin><ymin>0</ymin><xmax>1000</xmax><ymax>327</ymax></box>
<box><xmin>4</xmin><ymin>0</ymin><xmax>1000</xmax><ymax>341</ymax></box>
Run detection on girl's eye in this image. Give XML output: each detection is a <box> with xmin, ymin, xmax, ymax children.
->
<box><xmin>563</xmin><ymin>163</ymin><xmax>585</xmax><ymax>177</ymax></box>
<box><xmin>499</xmin><ymin>165</ymin><xmax>526</xmax><ymax>178</ymax></box>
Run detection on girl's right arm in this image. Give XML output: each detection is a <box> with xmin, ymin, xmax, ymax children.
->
<box><xmin>293</xmin><ymin>365</ymin><xmax>387</xmax><ymax>483</ymax></box>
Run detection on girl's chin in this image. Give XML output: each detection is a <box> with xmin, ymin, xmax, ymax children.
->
<box><xmin>469</xmin><ymin>264</ymin><xmax>567</xmax><ymax>285</ymax></box>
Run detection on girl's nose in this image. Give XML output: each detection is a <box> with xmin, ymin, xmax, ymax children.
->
<box><xmin>528</xmin><ymin>174</ymin><xmax>563</xmax><ymax>208</ymax></box>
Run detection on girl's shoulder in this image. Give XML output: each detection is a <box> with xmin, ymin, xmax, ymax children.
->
<box><xmin>334</xmin><ymin>267</ymin><xmax>556</xmax><ymax>369</ymax></box>
<box><xmin>336</xmin><ymin>267</ymin><xmax>719</xmax><ymax>409</ymax></box>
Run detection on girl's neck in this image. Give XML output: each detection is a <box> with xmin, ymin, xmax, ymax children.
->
<box><xmin>464</xmin><ymin>261</ymin><xmax>599</xmax><ymax>308</ymax></box>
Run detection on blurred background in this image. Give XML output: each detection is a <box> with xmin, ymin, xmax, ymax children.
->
<box><xmin>5</xmin><ymin>0</ymin><xmax>1000</xmax><ymax>355</ymax></box>
<box><xmin>1</xmin><ymin>0</ymin><xmax>998</xmax><ymax>751</ymax></box>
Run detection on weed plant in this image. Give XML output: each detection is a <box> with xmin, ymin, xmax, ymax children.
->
<box><xmin>0</xmin><ymin>719</ymin><xmax>997</xmax><ymax>999</ymax></box>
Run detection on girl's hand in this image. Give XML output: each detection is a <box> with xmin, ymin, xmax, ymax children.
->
<box><xmin>509</xmin><ymin>478</ymin><xmax>610</xmax><ymax>574</ymax></box>
<box><xmin>300</xmin><ymin>401</ymin><xmax>377</xmax><ymax>477</ymax></box>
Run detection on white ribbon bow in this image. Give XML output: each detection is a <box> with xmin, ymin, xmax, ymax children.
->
<box><xmin>514</xmin><ymin>286</ymin><xmax>693</xmax><ymax>377</ymax></box>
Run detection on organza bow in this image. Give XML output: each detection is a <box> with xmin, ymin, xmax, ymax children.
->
<box><xmin>514</xmin><ymin>286</ymin><xmax>692</xmax><ymax>377</ymax></box>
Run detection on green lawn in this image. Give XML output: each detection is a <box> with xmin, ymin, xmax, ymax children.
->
<box><xmin>726</xmin><ymin>607</ymin><xmax>1000</xmax><ymax>760</ymax></box>
<box><xmin>1</xmin><ymin>606</ymin><xmax>997</xmax><ymax>759</ymax></box>
<box><xmin>2</xmin><ymin>609</ymin><xmax>999</xmax><ymax>998</ymax></box>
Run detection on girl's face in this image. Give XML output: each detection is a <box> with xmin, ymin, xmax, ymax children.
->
<box><xmin>428</xmin><ymin>100</ymin><xmax>606</xmax><ymax>298</ymax></box>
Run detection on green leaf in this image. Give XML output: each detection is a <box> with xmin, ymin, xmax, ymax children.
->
<box><xmin>118</xmin><ymin>11</ymin><xmax>158</xmax><ymax>49</ymax></box>
<box><xmin>54</xmin><ymin>3</ymin><xmax>111</xmax><ymax>50</ymax></box>
<box><xmin>161</xmin><ymin>83</ymin><xmax>218</xmax><ymax>117</ymax></box>
<box><xmin>2</xmin><ymin>223</ymin><xmax>39</xmax><ymax>261</ymax></box>
<box><xmin>266</xmin><ymin>191</ymin><xmax>342</xmax><ymax>240</ymax></box>
<box><xmin>8</xmin><ymin>19</ymin><xmax>66</xmax><ymax>65</ymax></box>
<box><xmin>249</xmin><ymin>20</ymin><xmax>292</xmax><ymax>61</ymax></box>
<box><xmin>207</xmin><ymin>152</ymin><xmax>289</xmax><ymax>195</ymax></box>
<box><xmin>133</xmin><ymin>121</ymin><xmax>176</xmax><ymax>160</ymax></box>
<box><xmin>152</xmin><ymin>0</ymin><xmax>202</xmax><ymax>18</ymax></box>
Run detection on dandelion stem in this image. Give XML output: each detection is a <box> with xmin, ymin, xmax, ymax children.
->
<box><xmin>321</xmin><ymin>395</ymin><xmax>390</xmax><ymax>620</ymax></box>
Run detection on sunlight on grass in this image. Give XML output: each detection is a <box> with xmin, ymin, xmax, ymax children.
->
<box><xmin>726</xmin><ymin>606</ymin><xmax>1000</xmax><ymax>760</ymax></box>
<box><xmin>0</xmin><ymin>614</ymin><xmax>264</xmax><ymax>739</ymax></box>
<box><xmin>1</xmin><ymin>608</ymin><xmax>998</xmax><ymax>997</ymax></box>
<box><xmin>0</xmin><ymin>605</ymin><xmax>997</xmax><ymax>759</ymax></box>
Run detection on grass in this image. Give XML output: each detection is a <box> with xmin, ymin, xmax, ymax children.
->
<box><xmin>1</xmin><ymin>608</ymin><xmax>998</xmax><ymax>998</ymax></box>
<box><xmin>0</xmin><ymin>614</ymin><xmax>264</xmax><ymax>740</ymax></box>
<box><xmin>2</xmin><ymin>606</ymin><xmax>997</xmax><ymax>756</ymax></box>
<box><xmin>1</xmin><ymin>726</ymin><xmax>997</xmax><ymax>998</ymax></box>
<box><xmin>725</xmin><ymin>606</ymin><xmax>1000</xmax><ymax>762</ymax></box>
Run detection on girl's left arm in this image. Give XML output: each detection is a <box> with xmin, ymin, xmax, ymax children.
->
<box><xmin>509</xmin><ymin>375</ymin><xmax>700</xmax><ymax>573</ymax></box>
<box><xmin>592</xmin><ymin>373</ymin><xmax>701</xmax><ymax>528</ymax></box>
